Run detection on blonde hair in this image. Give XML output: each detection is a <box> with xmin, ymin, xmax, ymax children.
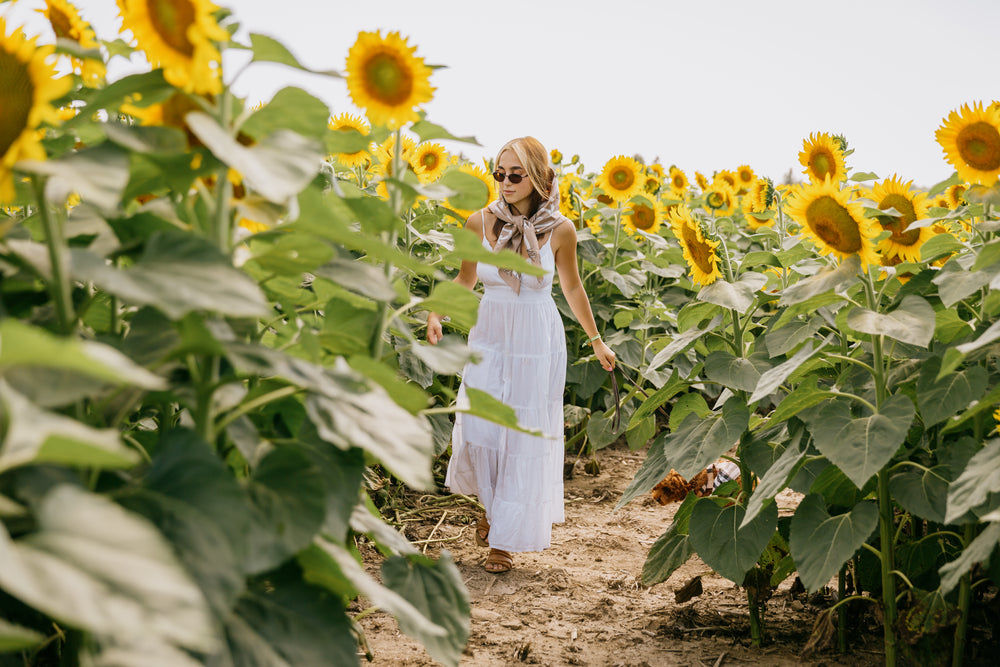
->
<box><xmin>495</xmin><ymin>136</ymin><xmax>554</xmax><ymax>211</ymax></box>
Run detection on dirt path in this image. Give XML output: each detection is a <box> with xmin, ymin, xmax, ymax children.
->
<box><xmin>358</xmin><ymin>443</ymin><xmax>884</xmax><ymax>666</ymax></box>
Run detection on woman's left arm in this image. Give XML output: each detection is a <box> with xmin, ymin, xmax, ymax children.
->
<box><xmin>553</xmin><ymin>221</ymin><xmax>616</xmax><ymax>371</ymax></box>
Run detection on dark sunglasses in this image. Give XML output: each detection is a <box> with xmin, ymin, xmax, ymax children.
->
<box><xmin>492</xmin><ymin>171</ymin><xmax>527</xmax><ymax>184</ymax></box>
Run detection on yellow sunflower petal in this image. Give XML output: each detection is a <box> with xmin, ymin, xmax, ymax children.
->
<box><xmin>936</xmin><ymin>101</ymin><xmax>1000</xmax><ymax>186</ymax></box>
<box><xmin>799</xmin><ymin>132</ymin><xmax>848</xmax><ymax>184</ymax></box>
<box><xmin>623</xmin><ymin>196</ymin><xmax>664</xmax><ymax>237</ymax></box>
<box><xmin>596</xmin><ymin>155</ymin><xmax>644</xmax><ymax>205</ymax></box>
<box><xmin>669</xmin><ymin>203</ymin><xmax>722</xmax><ymax>286</ymax></box>
<box><xmin>39</xmin><ymin>0</ymin><xmax>105</xmax><ymax>85</ymax></box>
<box><xmin>785</xmin><ymin>177</ymin><xmax>879</xmax><ymax>267</ymax></box>
<box><xmin>346</xmin><ymin>30</ymin><xmax>434</xmax><ymax>129</ymax></box>
<box><xmin>410</xmin><ymin>142</ymin><xmax>447</xmax><ymax>183</ymax></box>
<box><xmin>864</xmin><ymin>174</ymin><xmax>934</xmax><ymax>263</ymax></box>
<box><xmin>329</xmin><ymin>112</ymin><xmax>370</xmax><ymax>168</ymax></box>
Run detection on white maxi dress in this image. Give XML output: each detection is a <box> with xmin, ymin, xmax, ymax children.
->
<box><xmin>444</xmin><ymin>234</ymin><xmax>566</xmax><ymax>553</ymax></box>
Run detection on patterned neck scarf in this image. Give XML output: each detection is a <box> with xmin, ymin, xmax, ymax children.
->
<box><xmin>486</xmin><ymin>175</ymin><xmax>568</xmax><ymax>294</ymax></box>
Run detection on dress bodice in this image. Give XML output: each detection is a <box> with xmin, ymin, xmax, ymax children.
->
<box><xmin>477</xmin><ymin>235</ymin><xmax>555</xmax><ymax>301</ymax></box>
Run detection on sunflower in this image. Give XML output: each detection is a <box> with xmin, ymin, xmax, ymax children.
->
<box><xmin>445</xmin><ymin>161</ymin><xmax>496</xmax><ymax>220</ymax></box>
<box><xmin>410</xmin><ymin>142</ymin><xmax>447</xmax><ymax>183</ymax></box>
<box><xmin>596</xmin><ymin>155</ymin><xmax>644</xmax><ymax>205</ymax></box>
<box><xmin>741</xmin><ymin>178</ymin><xmax>775</xmax><ymax>230</ymax></box>
<box><xmin>345</xmin><ymin>30</ymin><xmax>434</xmax><ymax>129</ymax></box>
<box><xmin>735</xmin><ymin>164</ymin><xmax>755</xmax><ymax>193</ymax></box>
<box><xmin>550</xmin><ymin>148</ymin><xmax>562</xmax><ymax>165</ymax></box>
<box><xmin>328</xmin><ymin>112</ymin><xmax>371</xmax><ymax>168</ymax></box>
<box><xmin>936</xmin><ymin>101</ymin><xmax>1000</xmax><ymax>185</ymax></box>
<box><xmin>623</xmin><ymin>195</ymin><xmax>664</xmax><ymax>237</ymax></box>
<box><xmin>0</xmin><ymin>19</ymin><xmax>72</xmax><ymax>203</ymax></box>
<box><xmin>559</xmin><ymin>173</ymin><xmax>581</xmax><ymax>220</ymax></box>
<box><xmin>785</xmin><ymin>178</ymin><xmax>879</xmax><ymax>267</ymax></box>
<box><xmin>668</xmin><ymin>166</ymin><xmax>688</xmax><ymax>195</ymax></box>
<box><xmin>648</xmin><ymin>163</ymin><xmax>665</xmax><ymax>180</ymax></box>
<box><xmin>799</xmin><ymin>132</ymin><xmax>848</xmax><ymax>184</ymax></box>
<box><xmin>118</xmin><ymin>0</ymin><xmax>228</xmax><ymax>95</ymax></box>
<box><xmin>703</xmin><ymin>186</ymin><xmax>735</xmax><ymax>217</ymax></box>
<box><xmin>713</xmin><ymin>169</ymin><xmax>738</xmax><ymax>194</ymax></box>
<box><xmin>694</xmin><ymin>171</ymin><xmax>710</xmax><ymax>192</ymax></box>
<box><xmin>670</xmin><ymin>203</ymin><xmax>722</xmax><ymax>286</ymax></box>
<box><xmin>928</xmin><ymin>193</ymin><xmax>950</xmax><ymax>209</ymax></box>
<box><xmin>945</xmin><ymin>182</ymin><xmax>968</xmax><ymax>208</ymax></box>
<box><xmin>38</xmin><ymin>0</ymin><xmax>105</xmax><ymax>85</ymax></box>
<box><xmin>864</xmin><ymin>175</ymin><xmax>933</xmax><ymax>263</ymax></box>
<box><xmin>370</xmin><ymin>134</ymin><xmax>418</xmax><ymax>198</ymax></box>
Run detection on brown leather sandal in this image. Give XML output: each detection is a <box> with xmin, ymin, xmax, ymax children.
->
<box><xmin>475</xmin><ymin>516</ymin><xmax>490</xmax><ymax>547</ymax></box>
<box><xmin>484</xmin><ymin>549</ymin><xmax>513</xmax><ymax>573</ymax></box>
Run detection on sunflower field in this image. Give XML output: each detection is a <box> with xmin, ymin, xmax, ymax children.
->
<box><xmin>1</xmin><ymin>2</ymin><xmax>999</xmax><ymax>666</ymax></box>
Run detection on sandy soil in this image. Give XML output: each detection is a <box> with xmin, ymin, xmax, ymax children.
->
<box><xmin>356</xmin><ymin>443</ymin><xmax>887</xmax><ymax>666</ymax></box>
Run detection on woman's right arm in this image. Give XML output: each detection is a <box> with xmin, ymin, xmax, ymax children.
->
<box><xmin>426</xmin><ymin>211</ymin><xmax>485</xmax><ymax>345</ymax></box>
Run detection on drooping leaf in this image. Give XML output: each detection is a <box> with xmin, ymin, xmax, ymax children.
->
<box><xmin>646</xmin><ymin>315</ymin><xmax>724</xmax><ymax>373</ymax></box>
<box><xmin>442</xmin><ymin>226</ymin><xmax>545</xmax><ymax>275</ymax></box>
<box><xmin>779</xmin><ymin>255</ymin><xmax>860</xmax><ymax>306</ymax></box>
<box><xmin>916</xmin><ymin>359</ymin><xmax>988</xmax><ymax>426</ymax></box>
<box><xmin>640</xmin><ymin>493</ymin><xmax>698</xmax><ymax>586</ymax></box>
<box><xmin>0</xmin><ymin>618</ymin><xmax>44</xmax><ymax>652</ymax></box>
<box><xmin>456</xmin><ymin>387</ymin><xmax>542</xmax><ymax>436</ymax></box>
<box><xmin>18</xmin><ymin>143</ymin><xmax>130</xmax><ymax>213</ymax></box>
<box><xmin>0</xmin><ymin>486</ymin><xmax>217</xmax><ymax>654</ymax></box>
<box><xmin>939</xmin><ymin>522</ymin><xmax>1000</xmax><ymax>593</ymax></box>
<box><xmin>421</xmin><ymin>280</ymin><xmax>481</xmax><ymax>329</ymax></box>
<box><xmin>932</xmin><ymin>262</ymin><xmax>999</xmax><ymax>308</ymax></box>
<box><xmin>767</xmin><ymin>376</ymin><xmax>834</xmax><ymax>424</ymax></box>
<box><xmin>241</xmin><ymin>87</ymin><xmax>331</xmax><ymax>141</ymax></box>
<box><xmin>749</xmin><ymin>335</ymin><xmax>832</xmax><ymax>404</ymax></box>
<box><xmin>688</xmin><ymin>497</ymin><xmax>778</xmax><ymax>584</ymax></box>
<box><xmin>410</xmin><ymin>120</ymin><xmax>478</xmax><ymax>145</ymax></box>
<box><xmin>381</xmin><ymin>553</ymin><xmax>470</xmax><ymax>667</ymax></box>
<box><xmin>789</xmin><ymin>494</ymin><xmax>878</xmax><ymax>592</ymax></box>
<box><xmin>946</xmin><ymin>439</ymin><xmax>1000</xmax><ymax>524</ymax></box>
<box><xmin>804</xmin><ymin>393</ymin><xmax>914</xmax><ymax>488</ymax></box>
<box><xmin>704</xmin><ymin>351</ymin><xmax>761</xmax><ymax>393</ymax></box>
<box><xmin>439</xmin><ymin>168</ymin><xmax>488</xmax><ymax>211</ymax></box>
<box><xmin>697</xmin><ymin>272</ymin><xmax>766</xmax><ymax>312</ymax></box>
<box><xmin>765</xmin><ymin>317</ymin><xmax>823</xmax><ymax>358</ymax></box>
<box><xmin>248</xmin><ymin>33</ymin><xmax>342</xmax><ymax>77</ymax></box>
<box><xmin>312</xmin><ymin>257</ymin><xmax>398</xmax><ymax>302</ymax></box>
<box><xmin>742</xmin><ymin>438</ymin><xmax>806</xmax><ymax>528</ymax></box>
<box><xmin>846</xmin><ymin>295</ymin><xmax>936</xmax><ymax>348</ymax></box>
<box><xmin>890</xmin><ymin>465</ymin><xmax>950</xmax><ymax>524</ymax></box>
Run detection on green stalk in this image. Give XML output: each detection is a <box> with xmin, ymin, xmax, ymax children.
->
<box><xmin>603</xmin><ymin>207</ymin><xmax>623</xmax><ymax>299</ymax></box>
<box><xmin>33</xmin><ymin>177</ymin><xmax>75</xmax><ymax>335</ymax></box>
<box><xmin>370</xmin><ymin>127</ymin><xmax>403</xmax><ymax>360</ymax></box>
<box><xmin>838</xmin><ymin>563</ymin><xmax>848</xmax><ymax>653</ymax></box>
<box><xmin>951</xmin><ymin>522</ymin><xmax>975</xmax><ymax>667</ymax></box>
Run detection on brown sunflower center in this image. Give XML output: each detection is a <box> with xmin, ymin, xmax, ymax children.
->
<box><xmin>48</xmin><ymin>7</ymin><xmax>75</xmax><ymax>40</ymax></box>
<box><xmin>609</xmin><ymin>166</ymin><xmax>636</xmax><ymax>191</ymax></box>
<box><xmin>805</xmin><ymin>195</ymin><xmax>863</xmax><ymax>254</ymax></box>
<box><xmin>363</xmin><ymin>51</ymin><xmax>414</xmax><ymax>105</ymax></box>
<box><xmin>420</xmin><ymin>152</ymin><xmax>439</xmax><ymax>169</ymax></box>
<box><xmin>878</xmin><ymin>193</ymin><xmax>920</xmax><ymax>246</ymax></box>
<box><xmin>0</xmin><ymin>51</ymin><xmax>34</xmax><ymax>157</ymax></box>
<box><xmin>631</xmin><ymin>204</ymin><xmax>655</xmax><ymax>230</ymax></box>
<box><xmin>809</xmin><ymin>150</ymin><xmax>835</xmax><ymax>180</ymax></box>
<box><xmin>957</xmin><ymin>121</ymin><xmax>1000</xmax><ymax>172</ymax></box>
<box><xmin>672</xmin><ymin>175</ymin><xmax>685</xmax><ymax>189</ymax></box>
<box><xmin>681</xmin><ymin>224</ymin><xmax>715</xmax><ymax>273</ymax></box>
<box><xmin>146</xmin><ymin>0</ymin><xmax>196</xmax><ymax>57</ymax></box>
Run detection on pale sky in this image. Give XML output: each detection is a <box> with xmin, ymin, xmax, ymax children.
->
<box><xmin>7</xmin><ymin>0</ymin><xmax>999</xmax><ymax>187</ymax></box>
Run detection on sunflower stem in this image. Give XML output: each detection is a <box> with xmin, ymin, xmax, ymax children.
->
<box><xmin>370</xmin><ymin>127</ymin><xmax>404</xmax><ymax>361</ymax></box>
<box><xmin>33</xmin><ymin>176</ymin><xmax>75</xmax><ymax>335</ymax></box>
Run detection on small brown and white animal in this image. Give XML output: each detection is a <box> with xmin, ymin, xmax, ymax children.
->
<box><xmin>651</xmin><ymin>460</ymin><xmax>741</xmax><ymax>504</ymax></box>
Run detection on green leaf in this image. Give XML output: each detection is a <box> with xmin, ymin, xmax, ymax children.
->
<box><xmin>920</xmin><ymin>232</ymin><xmax>965</xmax><ymax>264</ymax></box>
<box><xmin>186</xmin><ymin>111</ymin><xmax>322</xmax><ymax>203</ymax></box>
<box><xmin>410</xmin><ymin>120</ymin><xmax>478</xmax><ymax>145</ymax></box>
<box><xmin>939</xmin><ymin>522</ymin><xmax>1000</xmax><ymax>593</ymax></box>
<box><xmin>458</xmin><ymin>387</ymin><xmax>542</xmax><ymax>437</ymax></box>
<box><xmin>972</xmin><ymin>239</ymin><xmax>1000</xmax><ymax>271</ymax></box>
<box><xmin>749</xmin><ymin>335</ymin><xmax>832</xmax><ymax>404</ymax></box>
<box><xmin>381</xmin><ymin>553</ymin><xmax>471</xmax><ymax>667</ymax></box>
<box><xmin>248</xmin><ymin>33</ymin><xmax>342</xmax><ymax>77</ymax></box>
<box><xmin>0</xmin><ymin>486</ymin><xmax>216</xmax><ymax>653</ymax></box>
<box><xmin>0</xmin><ymin>319</ymin><xmax>164</xmax><ymax>388</ymax></box>
<box><xmin>945</xmin><ymin>439</ymin><xmax>1000</xmax><ymax>524</ymax></box>
<box><xmin>942</xmin><ymin>381</ymin><xmax>1000</xmax><ymax>435</ymax></box>
<box><xmin>704</xmin><ymin>351</ymin><xmax>761</xmax><ymax>392</ymax></box>
<box><xmin>668</xmin><ymin>392</ymin><xmax>711</xmax><ymax>431</ymax></box>
<box><xmin>312</xmin><ymin>257</ymin><xmax>398</xmax><ymax>302</ymax></box>
<box><xmin>641</xmin><ymin>493</ymin><xmax>698</xmax><ymax>586</ymax></box>
<box><xmin>347</xmin><ymin>356</ymin><xmax>430</xmax><ymax>415</ymax></box>
<box><xmin>916</xmin><ymin>359</ymin><xmax>988</xmax><ymax>426</ymax></box>
<box><xmin>850</xmin><ymin>171</ymin><xmax>879</xmax><ymax>182</ymax></box>
<box><xmin>697</xmin><ymin>272</ymin><xmax>766</xmax><ymax>312</ymax></box>
<box><xmin>765</xmin><ymin>317</ymin><xmax>823</xmax><ymax>357</ymax></box>
<box><xmin>932</xmin><ymin>262</ymin><xmax>998</xmax><ymax>308</ymax></box>
<box><xmin>241</xmin><ymin>87</ymin><xmax>332</xmax><ymax>141</ymax></box>
<box><xmin>0</xmin><ymin>382</ymin><xmax>138</xmax><ymax>473</ymax></box>
<box><xmin>742</xmin><ymin>438</ymin><xmax>806</xmax><ymax>528</ymax></box>
<box><xmin>18</xmin><ymin>143</ymin><xmax>130</xmax><ymax>213</ymax></box>
<box><xmin>846</xmin><ymin>295</ymin><xmax>936</xmax><ymax>348</ymax></box>
<box><xmin>789</xmin><ymin>494</ymin><xmax>878</xmax><ymax>593</ymax></box>
<box><xmin>103</xmin><ymin>122</ymin><xmax>188</xmax><ymax>154</ymax></box>
<box><xmin>767</xmin><ymin>376</ymin><xmax>834</xmax><ymax>424</ymax></box>
<box><xmin>935</xmin><ymin>308</ymin><xmax>973</xmax><ymax>344</ymax></box>
<box><xmin>890</xmin><ymin>466</ymin><xmax>950</xmax><ymax>523</ymax></box>
<box><xmin>587</xmin><ymin>410</ymin><xmax>624</xmax><ymax>450</ymax></box>
<box><xmin>646</xmin><ymin>314</ymin><xmax>724</xmax><ymax>372</ymax></box>
<box><xmin>689</xmin><ymin>497</ymin><xmax>778</xmax><ymax>584</ymax></box>
<box><xmin>443</xmin><ymin>227</ymin><xmax>545</xmax><ymax>276</ymax></box>
<box><xmin>625</xmin><ymin>413</ymin><xmax>656</xmax><ymax>450</ymax></box>
<box><xmin>244</xmin><ymin>446</ymin><xmax>327</xmax><ymax>575</ymax></box>
<box><xmin>406</xmin><ymin>335</ymin><xmax>475</xmax><ymax>375</ymax></box>
<box><xmin>72</xmin><ymin>231</ymin><xmax>271</xmax><ymax>319</ymax></box>
<box><xmin>78</xmin><ymin>70</ymin><xmax>174</xmax><ymax>119</ymax></box>
<box><xmin>421</xmin><ymin>281</ymin><xmax>481</xmax><ymax>329</ymax></box>
<box><xmin>440</xmin><ymin>168</ymin><xmax>489</xmax><ymax>211</ymax></box>
<box><xmin>630</xmin><ymin>370</ymin><xmax>687</xmax><ymax>422</ymax></box>
<box><xmin>0</xmin><ymin>618</ymin><xmax>44</xmax><ymax>652</ymax></box>
<box><xmin>804</xmin><ymin>393</ymin><xmax>915</xmax><ymax>488</ymax></box>
<box><xmin>779</xmin><ymin>255</ymin><xmax>860</xmax><ymax>306</ymax></box>
<box><xmin>954</xmin><ymin>318</ymin><xmax>1000</xmax><ymax>356</ymax></box>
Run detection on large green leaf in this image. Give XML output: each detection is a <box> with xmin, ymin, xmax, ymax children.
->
<box><xmin>630</xmin><ymin>370</ymin><xmax>687</xmax><ymax>422</ymax></box>
<box><xmin>241</xmin><ymin>87</ymin><xmax>331</xmax><ymax>141</ymax></box>
<box><xmin>667</xmin><ymin>392</ymin><xmax>710</xmax><ymax>431</ymax></box>
<box><xmin>646</xmin><ymin>314</ymin><xmax>724</xmax><ymax>372</ymax></box>
<box><xmin>742</xmin><ymin>437</ymin><xmax>806</xmax><ymax>528</ymax></box>
<box><xmin>748</xmin><ymin>335</ymin><xmax>831</xmax><ymax>404</ymax></box>
<box><xmin>846</xmin><ymin>295</ymin><xmax>936</xmax><ymax>348</ymax></box>
<box><xmin>704</xmin><ymin>351</ymin><xmax>761</xmax><ymax>393</ymax></box>
<box><xmin>381</xmin><ymin>553</ymin><xmax>470</xmax><ymax>667</ymax></box>
<box><xmin>421</xmin><ymin>280</ymin><xmax>481</xmax><ymax>329</ymax></box>
<box><xmin>312</xmin><ymin>257</ymin><xmax>397</xmax><ymax>302</ymax></box>
<box><xmin>0</xmin><ymin>486</ymin><xmax>216</xmax><ymax>653</ymax></box>
<box><xmin>641</xmin><ymin>493</ymin><xmax>698</xmax><ymax>586</ymax></box>
<box><xmin>0</xmin><ymin>382</ymin><xmax>138</xmax><ymax>473</ymax></box>
<box><xmin>890</xmin><ymin>465</ymin><xmax>950</xmax><ymax>524</ymax></box>
<box><xmin>688</xmin><ymin>497</ymin><xmax>778</xmax><ymax>584</ymax></box>
<box><xmin>72</xmin><ymin>231</ymin><xmax>271</xmax><ymax>319</ymax></box>
<box><xmin>764</xmin><ymin>316</ymin><xmax>823</xmax><ymax>357</ymax></box>
<box><xmin>410</xmin><ymin>120</ymin><xmax>478</xmax><ymax>145</ymax></box>
<box><xmin>215</xmin><ymin>566</ymin><xmax>358</xmax><ymax>667</ymax></box>
<box><xmin>767</xmin><ymin>376</ymin><xmax>834</xmax><ymax>424</ymax></box>
<box><xmin>186</xmin><ymin>111</ymin><xmax>322</xmax><ymax>203</ymax></box>
<box><xmin>442</xmin><ymin>227</ymin><xmax>545</xmax><ymax>275</ymax></box>
<box><xmin>440</xmin><ymin>168</ymin><xmax>488</xmax><ymax>211</ymax></box>
<box><xmin>0</xmin><ymin>319</ymin><xmax>164</xmax><ymax>388</ymax></box>
<box><xmin>789</xmin><ymin>494</ymin><xmax>878</xmax><ymax>593</ymax></box>
<box><xmin>696</xmin><ymin>272</ymin><xmax>766</xmax><ymax>312</ymax></box>
<box><xmin>932</xmin><ymin>262</ymin><xmax>999</xmax><ymax>308</ymax></box>
<box><xmin>939</xmin><ymin>521</ymin><xmax>1000</xmax><ymax>593</ymax></box>
<box><xmin>779</xmin><ymin>255</ymin><xmax>860</xmax><ymax>306</ymax></box>
<box><xmin>804</xmin><ymin>393</ymin><xmax>914</xmax><ymax>488</ymax></box>
<box><xmin>406</xmin><ymin>335</ymin><xmax>476</xmax><ymax>375</ymax></box>
<box><xmin>456</xmin><ymin>387</ymin><xmax>542</xmax><ymax>436</ymax></box>
<box><xmin>945</xmin><ymin>439</ymin><xmax>1000</xmax><ymax>524</ymax></box>
<box><xmin>248</xmin><ymin>33</ymin><xmax>342</xmax><ymax>76</ymax></box>
<box><xmin>0</xmin><ymin>618</ymin><xmax>44</xmax><ymax>652</ymax></box>
<box><xmin>18</xmin><ymin>143</ymin><xmax>130</xmax><ymax>213</ymax></box>
<box><xmin>916</xmin><ymin>359</ymin><xmax>988</xmax><ymax>426</ymax></box>
<box><xmin>244</xmin><ymin>446</ymin><xmax>327</xmax><ymax>575</ymax></box>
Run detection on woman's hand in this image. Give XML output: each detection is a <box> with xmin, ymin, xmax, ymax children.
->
<box><xmin>426</xmin><ymin>313</ymin><xmax>443</xmax><ymax>345</ymax></box>
<box><xmin>593</xmin><ymin>339</ymin><xmax>616</xmax><ymax>371</ymax></box>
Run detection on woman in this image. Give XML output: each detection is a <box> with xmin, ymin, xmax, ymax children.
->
<box><xmin>426</xmin><ymin>136</ymin><xmax>616</xmax><ymax>573</ymax></box>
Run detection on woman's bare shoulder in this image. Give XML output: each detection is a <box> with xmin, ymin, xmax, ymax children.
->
<box><xmin>552</xmin><ymin>218</ymin><xmax>578</xmax><ymax>249</ymax></box>
<box><xmin>466</xmin><ymin>209</ymin><xmax>488</xmax><ymax>238</ymax></box>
